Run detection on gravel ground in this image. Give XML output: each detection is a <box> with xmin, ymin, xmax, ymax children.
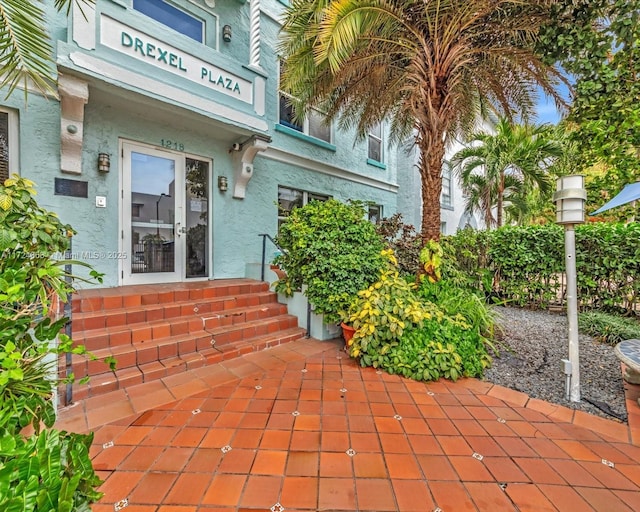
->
<box><xmin>483</xmin><ymin>306</ymin><xmax>627</xmax><ymax>423</ymax></box>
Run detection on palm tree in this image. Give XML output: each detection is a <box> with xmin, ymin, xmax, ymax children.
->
<box><xmin>0</xmin><ymin>0</ymin><xmax>83</xmax><ymax>98</ymax></box>
<box><xmin>451</xmin><ymin>119</ymin><xmax>562</xmax><ymax>228</ymax></box>
<box><xmin>278</xmin><ymin>0</ymin><xmax>567</xmax><ymax>243</ymax></box>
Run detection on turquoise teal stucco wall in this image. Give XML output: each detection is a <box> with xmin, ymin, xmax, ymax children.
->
<box><xmin>1</xmin><ymin>0</ymin><xmax>404</xmax><ymax>288</ymax></box>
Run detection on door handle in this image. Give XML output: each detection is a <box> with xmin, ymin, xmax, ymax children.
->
<box><xmin>176</xmin><ymin>222</ymin><xmax>187</xmax><ymax>236</ymax></box>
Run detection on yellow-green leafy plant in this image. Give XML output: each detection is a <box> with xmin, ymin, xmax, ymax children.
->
<box><xmin>344</xmin><ymin>249</ymin><xmax>437</xmax><ymax>358</ymax></box>
<box><xmin>346</xmin><ymin>249</ymin><xmax>492</xmax><ymax>381</ymax></box>
<box><xmin>419</xmin><ymin>240</ymin><xmax>443</xmax><ymax>283</ymax></box>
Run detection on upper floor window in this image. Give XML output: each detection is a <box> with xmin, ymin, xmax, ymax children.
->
<box><xmin>278</xmin><ymin>63</ymin><xmax>332</xmax><ymax>144</ymax></box>
<box><xmin>278</xmin><ymin>186</ymin><xmax>330</xmax><ymax>230</ymax></box>
<box><xmin>441</xmin><ymin>162</ymin><xmax>453</xmax><ymax>208</ymax></box>
<box><xmin>133</xmin><ymin>0</ymin><xmax>204</xmax><ymax>43</ymax></box>
<box><xmin>0</xmin><ymin>109</ymin><xmax>18</xmax><ymax>183</ymax></box>
<box><xmin>368</xmin><ymin>123</ymin><xmax>383</xmax><ymax>162</ymax></box>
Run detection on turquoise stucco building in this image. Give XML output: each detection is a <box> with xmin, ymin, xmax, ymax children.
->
<box><xmin>0</xmin><ymin>0</ymin><xmax>476</xmax><ymax>291</ymax></box>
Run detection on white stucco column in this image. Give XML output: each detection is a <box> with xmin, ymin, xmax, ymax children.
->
<box><xmin>248</xmin><ymin>0</ymin><xmax>262</xmax><ymax>70</ymax></box>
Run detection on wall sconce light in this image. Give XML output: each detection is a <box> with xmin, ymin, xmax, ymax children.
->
<box><xmin>218</xmin><ymin>175</ymin><xmax>228</xmax><ymax>192</ymax></box>
<box><xmin>97</xmin><ymin>153</ymin><xmax>110</xmax><ymax>173</ymax></box>
<box><xmin>222</xmin><ymin>25</ymin><xmax>232</xmax><ymax>43</ymax></box>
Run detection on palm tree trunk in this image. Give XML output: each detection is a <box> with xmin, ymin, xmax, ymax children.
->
<box><xmin>497</xmin><ymin>170</ymin><xmax>505</xmax><ymax>228</ymax></box>
<box><xmin>419</xmin><ymin>137</ymin><xmax>445</xmax><ymax>244</ymax></box>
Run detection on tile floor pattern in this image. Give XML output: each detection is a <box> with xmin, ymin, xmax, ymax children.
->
<box><xmin>55</xmin><ymin>338</ymin><xmax>640</xmax><ymax>512</ymax></box>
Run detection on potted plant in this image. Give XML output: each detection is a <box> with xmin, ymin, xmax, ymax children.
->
<box><xmin>274</xmin><ymin>199</ymin><xmax>384</xmax><ymax>326</ymax></box>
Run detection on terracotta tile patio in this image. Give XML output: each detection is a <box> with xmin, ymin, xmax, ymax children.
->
<box><xmin>55</xmin><ymin>338</ymin><xmax>640</xmax><ymax>511</ymax></box>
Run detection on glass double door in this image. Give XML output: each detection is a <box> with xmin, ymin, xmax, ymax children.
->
<box><xmin>122</xmin><ymin>142</ymin><xmax>210</xmax><ymax>284</ymax></box>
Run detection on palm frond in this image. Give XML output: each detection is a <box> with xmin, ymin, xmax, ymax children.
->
<box><xmin>279</xmin><ymin>0</ymin><xmax>570</xmax><ymax>239</ymax></box>
<box><xmin>0</xmin><ymin>0</ymin><xmax>56</xmax><ymax>98</ymax></box>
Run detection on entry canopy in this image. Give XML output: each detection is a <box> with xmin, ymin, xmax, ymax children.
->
<box><xmin>590</xmin><ymin>182</ymin><xmax>640</xmax><ymax>215</ymax></box>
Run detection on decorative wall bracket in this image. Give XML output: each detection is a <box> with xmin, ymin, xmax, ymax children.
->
<box><xmin>232</xmin><ymin>134</ymin><xmax>271</xmax><ymax>199</ymax></box>
<box><xmin>59</xmin><ymin>75</ymin><xmax>89</xmax><ymax>175</ymax></box>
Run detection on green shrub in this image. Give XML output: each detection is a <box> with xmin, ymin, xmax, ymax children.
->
<box><xmin>578</xmin><ymin>311</ymin><xmax>640</xmax><ymax>345</ymax></box>
<box><xmin>445</xmin><ymin>222</ymin><xmax>640</xmax><ymax>313</ymax></box>
<box><xmin>0</xmin><ymin>176</ymin><xmax>105</xmax><ymax>510</ymax></box>
<box><xmin>355</xmin><ymin>316</ymin><xmax>491</xmax><ymax>382</ymax></box>
<box><xmin>575</xmin><ymin>222</ymin><xmax>640</xmax><ymax>312</ymax></box>
<box><xmin>417</xmin><ymin>278</ymin><xmax>498</xmax><ymax>345</ymax></box>
<box><xmin>441</xmin><ymin>228</ymin><xmax>493</xmax><ymax>295</ymax></box>
<box><xmin>274</xmin><ymin>199</ymin><xmax>384</xmax><ymax>323</ymax></box>
<box><xmin>489</xmin><ymin>225</ymin><xmax>564</xmax><ymax>307</ymax></box>
<box><xmin>346</xmin><ymin>250</ymin><xmax>491</xmax><ymax>381</ymax></box>
<box><xmin>398</xmin><ymin>319</ymin><xmax>491</xmax><ymax>380</ymax></box>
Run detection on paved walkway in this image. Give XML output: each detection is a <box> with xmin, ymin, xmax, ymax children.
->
<box><xmin>56</xmin><ymin>338</ymin><xmax>640</xmax><ymax>512</ymax></box>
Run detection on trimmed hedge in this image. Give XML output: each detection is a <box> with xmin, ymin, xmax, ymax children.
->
<box><xmin>445</xmin><ymin>223</ymin><xmax>640</xmax><ymax>312</ymax></box>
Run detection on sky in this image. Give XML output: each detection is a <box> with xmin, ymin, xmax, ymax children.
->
<box><xmin>535</xmin><ymin>82</ymin><xmax>572</xmax><ymax>125</ymax></box>
<box><xmin>536</xmin><ymin>98</ymin><xmax>563</xmax><ymax>125</ymax></box>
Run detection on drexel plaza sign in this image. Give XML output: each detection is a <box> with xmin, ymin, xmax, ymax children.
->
<box><xmin>100</xmin><ymin>15</ymin><xmax>252</xmax><ymax>104</ymax></box>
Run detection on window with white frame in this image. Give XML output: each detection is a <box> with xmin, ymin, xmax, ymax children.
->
<box><xmin>441</xmin><ymin>162</ymin><xmax>453</xmax><ymax>208</ymax></box>
<box><xmin>133</xmin><ymin>0</ymin><xmax>205</xmax><ymax>43</ymax></box>
<box><xmin>368</xmin><ymin>123</ymin><xmax>383</xmax><ymax>162</ymax></box>
<box><xmin>440</xmin><ymin>222</ymin><xmax>447</xmax><ymax>234</ymax></box>
<box><xmin>278</xmin><ymin>186</ymin><xmax>330</xmax><ymax>230</ymax></box>
<box><xmin>0</xmin><ymin>109</ymin><xmax>18</xmax><ymax>183</ymax></box>
<box><xmin>278</xmin><ymin>63</ymin><xmax>332</xmax><ymax>143</ymax></box>
<box><xmin>368</xmin><ymin>204</ymin><xmax>382</xmax><ymax>224</ymax></box>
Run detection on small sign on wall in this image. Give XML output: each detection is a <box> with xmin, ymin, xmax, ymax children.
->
<box><xmin>54</xmin><ymin>177</ymin><xmax>89</xmax><ymax>198</ymax></box>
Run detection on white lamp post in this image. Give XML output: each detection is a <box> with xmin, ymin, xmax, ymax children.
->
<box><xmin>553</xmin><ymin>175</ymin><xmax>586</xmax><ymax>402</ymax></box>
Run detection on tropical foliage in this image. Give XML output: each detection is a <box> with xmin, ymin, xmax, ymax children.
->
<box><xmin>451</xmin><ymin>119</ymin><xmax>562</xmax><ymax>228</ymax></box>
<box><xmin>444</xmin><ymin>223</ymin><xmax>640</xmax><ymax>313</ymax></box>
<box><xmin>279</xmin><ymin>0</ymin><xmax>567</xmax><ymax>243</ymax></box>
<box><xmin>343</xmin><ymin>249</ymin><xmax>432</xmax><ymax>356</ymax></box>
<box><xmin>274</xmin><ymin>199</ymin><xmax>384</xmax><ymax>324</ymax></box>
<box><xmin>0</xmin><ymin>176</ymin><xmax>104</xmax><ymax>510</ymax></box>
<box><xmin>0</xmin><ymin>0</ymin><xmax>89</xmax><ymax>98</ymax></box>
<box><xmin>345</xmin><ymin>249</ymin><xmax>493</xmax><ymax>381</ymax></box>
<box><xmin>539</xmin><ymin>0</ymin><xmax>640</xmax><ymax>201</ymax></box>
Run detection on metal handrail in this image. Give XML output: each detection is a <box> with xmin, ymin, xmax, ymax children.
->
<box><xmin>258</xmin><ymin>233</ymin><xmax>286</xmax><ymax>282</ymax></box>
<box><xmin>64</xmin><ymin>238</ymin><xmax>73</xmax><ymax>406</ymax></box>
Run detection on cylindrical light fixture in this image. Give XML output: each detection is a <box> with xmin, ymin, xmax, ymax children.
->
<box><xmin>553</xmin><ymin>175</ymin><xmax>586</xmax><ymax>224</ymax></box>
<box><xmin>218</xmin><ymin>175</ymin><xmax>228</xmax><ymax>192</ymax></box>
<box><xmin>97</xmin><ymin>153</ymin><xmax>110</xmax><ymax>173</ymax></box>
<box><xmin>222</xmin><ymin>25</ymin><xmax>232</xmax><ymax>43</ymax></box>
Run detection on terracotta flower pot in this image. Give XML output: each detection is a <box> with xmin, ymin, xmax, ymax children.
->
<box><xmin>340</xmin><ymin>322</ymin><xmax>356</xmax><ymax>345</ymax></box>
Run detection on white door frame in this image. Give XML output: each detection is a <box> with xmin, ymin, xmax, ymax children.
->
<box><xmin>120</xmin><ymin>141</ymin><xmax>186</xmax><ymax>285</ymax></box>
<box><xmin>119</xmin><ymin>140</ymin><xmax>214</xmax><ymax>285</ymax></box>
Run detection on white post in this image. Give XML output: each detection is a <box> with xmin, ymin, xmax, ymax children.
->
<box><xmin>564</xmin><ymin>225</ymin><xmax>580</xmax><ymax>401</ymax></box>
<box><xmin>553</xmin><ymin>175</ymin><xmax>586</xmax><ymax>403</ymax></box>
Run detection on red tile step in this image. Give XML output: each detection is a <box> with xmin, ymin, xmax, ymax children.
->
<box><xmin>71</xmin><ymin>291</ymin><xmax>279</xmax><ymax>332</ymax></box>
<box><xmin>74</xmin><ymin>302</ymin><xmax>290</xmax><ymax>351</ymax></box>
<box><xmin>71</xmin><ymin>279</ymin><xmax>270</xmax><ymax>313</ymax></box>
<box><xmin>59</xmin><ymin>280</ymin><xmax>306</xmax><ymax>402</ymax></box>
<box><xmin>64</xmin><ymin>326</ymin><xmax>306</xmax><ymax>402</ymax></box>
